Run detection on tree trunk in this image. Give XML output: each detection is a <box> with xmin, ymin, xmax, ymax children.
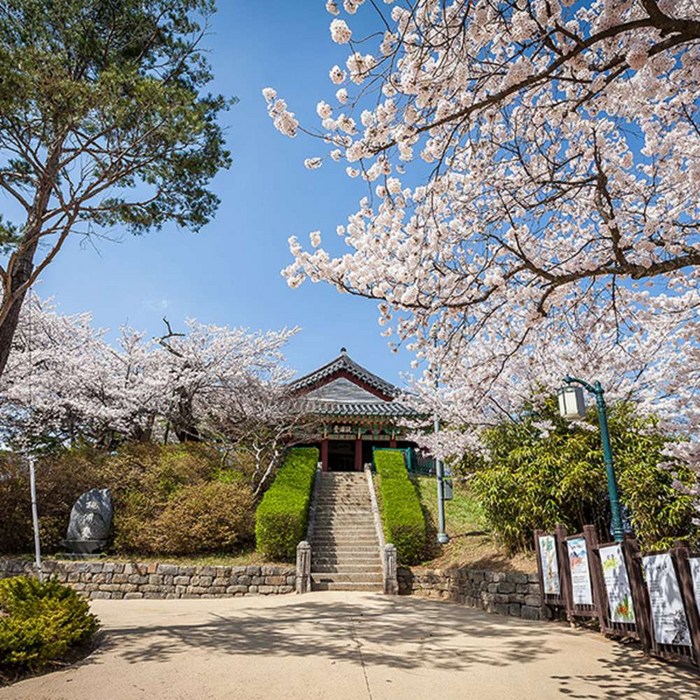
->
<box><xmin>0</xmin><ymin>240</ymin><xmax>39</xmax><ymax>379</ymax></box>
<box><xmin>0</xmin><ymin>141</ymin><xmax>63</xmax><ymax>381</ymax></box>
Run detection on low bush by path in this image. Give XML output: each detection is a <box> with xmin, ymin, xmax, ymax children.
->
<box><xmin>0</xmin><ymin>576</ymin><xmax>98</xmax><ymax>685</ymax></box>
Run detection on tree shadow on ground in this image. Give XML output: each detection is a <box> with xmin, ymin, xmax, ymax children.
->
<box><xmin>81</xmin><ymin>595</ymin><xmax>699</xmax><ymax>699</ymax></box>
<box><xmin>93</xmin><ymin>596</ymin><xmax>556</xmax><ymax>672</ymax></box>
<box><xmin>552</xmin><ymin>639</ymin><xmax>699</xmax><ymax>699</ymax></box>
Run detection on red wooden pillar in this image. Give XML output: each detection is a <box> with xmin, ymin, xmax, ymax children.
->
<box><xmin>354</xmin><ymin>438</ymin><xmax>363</xmax><ymax>471</ymax></box>
<box><xmin>321</xmin><ymin>439</ymin><xmax>329</xmax><ymax>472</ymax></box>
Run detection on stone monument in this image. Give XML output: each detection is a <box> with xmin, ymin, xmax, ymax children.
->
<box><xmin>63</xmin><ymin>488</ymin><xmax>113</xmax><ymax>554</ymax></box>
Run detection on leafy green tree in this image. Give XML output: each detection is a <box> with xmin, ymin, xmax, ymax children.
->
<box><xmin>470</xmin><ymin>399</ymin><xmax>696</xmax><ymax>553</ymax></box>
<box><xmin>0</xmin><ymin>0</ymin><xmax>231</xmax><ymax>376</ymax></box>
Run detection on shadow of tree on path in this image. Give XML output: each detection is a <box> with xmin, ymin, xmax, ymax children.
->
<box><xmin>82</xmin><ymin>595</ymin><xmax>699</xmax><ymax>699</ymax></box>
<box><xmin>552</xmin><ymin>639</ymin><xmax>699</xmax><ymax>700</ymax></box>
<box><xmin>97</xmin><ymin>596</ymin><xmax>556</xmax><ymax>672</ymax></box>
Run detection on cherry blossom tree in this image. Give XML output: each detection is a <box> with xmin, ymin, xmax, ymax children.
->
<box><xmin>154</xmin><ymin>318</ymin><xmax>298</xmax><ymax>444</ymax></box>
<box><xmin>265</xmin><ymin>1</ymin><xmax>700</xmax><ymax>487</ymax></box>
<box><xmin>201</xmin><ymin>372</ymin><xmax>320</xmax><ymax>497</ymax></box>
<box><xmin>0</xmin><ymin>298</ymin><xmax>300</xmax><ymax>459</ymax></box>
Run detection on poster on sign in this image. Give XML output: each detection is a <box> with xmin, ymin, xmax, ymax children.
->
<box><xmin>691</xmin><ymin>558</ymin><xmax>700</xmax><ymax>615</ymax></box>
<box><xmin>538</xmin><ymin>535</ymin><xmax>560</xmax><ymax>595</ymax></box>
<box><xmin>642</xmin><ymin>553</ymin><xmax>691</xmax><ymax>646</ymax></box>
<box><xmin>567</xmin><ymin>537</ymin><xmax>593</xmax><ymax>606</ymax></box>
<box><xmin>599</xmin><ymin>544</ymin><xmax>635</xmax><ymax>623</ymax></box>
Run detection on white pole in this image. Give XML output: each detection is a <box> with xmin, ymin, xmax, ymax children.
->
<box><xmin>29</xmin><ymin>457</ymin><xmax>43</xmax><ymax>582</ymax></box>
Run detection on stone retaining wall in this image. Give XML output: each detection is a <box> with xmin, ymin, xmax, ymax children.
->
<box><xmin>0</xmin><ymin>559</ymin><xmax>296</xmax><ymax>600</ymax></box>
<box><xmin>398</xmin><ymin>566</ymin><xmax>542</xmax><ymax>620</ymax></box>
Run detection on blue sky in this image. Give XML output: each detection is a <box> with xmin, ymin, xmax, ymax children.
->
<box><xmin>35</xmin><ymin>2</ymin><xmax>414</xmax><ymax>385</ymax></box>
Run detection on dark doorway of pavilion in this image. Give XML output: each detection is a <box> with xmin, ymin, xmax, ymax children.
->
<box><xmin>328</xmin><ymin>440</ymin><xmax>355</xmax><ymax>471</ymax></box>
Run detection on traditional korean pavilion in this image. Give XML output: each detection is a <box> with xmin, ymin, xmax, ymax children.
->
<box><xmin>289</xmin><ymin>348</ymin><xmax>418</xmax><ymax>472</ymax></box>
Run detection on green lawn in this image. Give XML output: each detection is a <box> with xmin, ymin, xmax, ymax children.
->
<box><xmin>414</xmin><ymin>476</ymin><xmax>536</xmax><ymax>573</ymax></box>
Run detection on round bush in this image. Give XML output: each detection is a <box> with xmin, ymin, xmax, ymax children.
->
<box><xmin>154</xmin><ymin>481</ymin><xmax>255</xmax><ymax>555</ymax></box>
<box><xmin>0</xmin><ymin>576</ymin><xmax>99</xmax><ymax>675</ymax></box>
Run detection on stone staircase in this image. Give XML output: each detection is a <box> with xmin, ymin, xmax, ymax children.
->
<box><xmin>309</xmin><ymin>472</ymin><xmax>383</xmax><ymax>592</ymax></box>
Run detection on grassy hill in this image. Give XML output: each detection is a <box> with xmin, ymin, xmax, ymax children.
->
<box><xmin>414</xmin><ymin>477</ymin><xmax>536</xmax><ymax>574</ymax></box>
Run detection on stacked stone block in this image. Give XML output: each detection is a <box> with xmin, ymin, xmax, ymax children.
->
<box><xmin>398</xmin><ymin>566</ymin><xmax>541</xmax><ymax>620</ymax></box>
<box><xmin>0</xmin><ymin>559</ymin><xmax>296</xmax><ymax>600</ymax></box>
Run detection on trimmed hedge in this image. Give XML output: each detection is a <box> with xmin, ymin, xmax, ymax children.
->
<box><xmin>0</xmin><ymin>576</ymin><xmax>99</xmax><ymax>676</ymax></box>
<box><xmin>375</xmin><ymin>450</ymin><xmax>426</xmax><ymax>565</ymax></box>
<box><xmin>255</xmin><ymin>447</ymin><xmax>319</xmax><ymax>561</ymax></box>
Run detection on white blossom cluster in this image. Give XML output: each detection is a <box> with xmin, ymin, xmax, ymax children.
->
<box><xmin>265</xmin><ymin>0</ymin><xmax>700</xmax><ymax>502</ymax></box>
<box><xmin>0</xmin><ymin>296</ymin><xmax>299</xmax><ymax>454</ymax></box>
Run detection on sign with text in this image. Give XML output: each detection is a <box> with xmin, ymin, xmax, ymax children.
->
<box><xmin>599</xmin><ymin>544</ymin><xmax>635</xmax><ymax>624</ymax></box>
<box><xmin>567</xmin><ymin>537</ymin><xmax>594</xmax><ymax>606</ymax></box>
<box><xmin>690</xmin><ymin>558</ymin><xmax>700</xmax><ymax>616</ymax></box>
<box><xmin>539</xmin><ymin>534</ymin><xmax>560</xmax><ymax>596</ymax></box>
<box><xmin>642</xmin><ymin>553</ymin><xmax>691</xmax><ymax>646</ymax></box>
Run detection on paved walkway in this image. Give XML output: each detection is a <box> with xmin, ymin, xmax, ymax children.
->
<box><xmin>2</xmin><ymin>592</ymin><xmax>698</xmax><ymax>699</ymax></box>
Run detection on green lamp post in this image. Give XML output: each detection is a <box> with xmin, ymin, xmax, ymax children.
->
<box><xmin>557</xmin><ymin>376</ymin><xmax>625</xmax><ymax>543</ymax></box>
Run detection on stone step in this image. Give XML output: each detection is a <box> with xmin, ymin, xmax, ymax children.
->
<box><xmin>313</xmin><ymin>533</ymin><xmax>378</xmax><ymax>540</ymax></box>
<box><xmin>308</xmin><ymin>472</ymin><xmax>385</xmax><ymax>592</ymax></box>
<box><xmin>312</xmin><ymin>564</ymin><xmax>382</xmax><ymax>573</ymax></box>
<box><xmin>312</xmin><ymin>539</ymin><xmax>379</xmax><ymax>547</ymax></box>
<box><xmin>313</xmin><ymin>525</ymin><xmax>376</xmax><ymax>531</ymax></box>
<box><xmin>311</xmin><ymin>572</ymin><xmax>383</xmax><ymax>584</ymax></box>
<box><xmin>313</xmin><ymin>535</ymin><xmax>376</xmax><ymax>539</ymax></box>
<box><xmin>315</xmin><ymin>499</ymin><xmax>369</xmax><ymax>505</ymax></box>
<box><xmin>312</xmin><ymin>552</ymin><xmax>380</xmax><ymax>559</ymax></box>
<box><xmin>311</xmin><ymin>581</ymin><xmax>383</xmax><ymax>592</ymax></box>
<box><xmin>312</xmin><ymin>555</ymin><xmax>381</xmax><ymax>562</ymax></box>
<box><xmin>311</xmin><ymin>546</ymin><xmax>381</xmax><ymax>554</ymax></box>
<box><xmin>312</xmin><ymin>561</ymin><xmax>382</xmax><ymax>569</ymax></box>
<box><xmin>312</xmin><ymin>532</ymin><xmax>377</xmax><ymax>537</ymax></box>
<box><xmin>315</xmin><ymin>502</ymin><xmax>371</xmax><ymax>507</ymax></box>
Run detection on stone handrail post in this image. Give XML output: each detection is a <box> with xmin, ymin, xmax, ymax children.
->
<box><xmin>383</xmin><ymin>544</ymin><xmax>398</xmax><ymax>595</ymax></box>
<box><xmin>296</xmin><ymin>541</ymin><xmax>311</xmax><ymax>594</ymax></box>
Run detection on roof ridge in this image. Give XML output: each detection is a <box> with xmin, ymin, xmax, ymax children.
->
<box><xmin>289</xmin><ymin>350</ymin><xmax>399</xmax><ymax>397</ymax></box>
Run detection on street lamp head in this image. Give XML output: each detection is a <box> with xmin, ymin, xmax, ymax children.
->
<box><xmin>558</xmin><ymin>385</ymin><xmax>586</xmax><ymax>419</ymax></box>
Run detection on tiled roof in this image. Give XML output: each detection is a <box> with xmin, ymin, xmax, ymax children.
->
<box><xmin>305</xmin><ymin>399</ymin><xmax>416</xmax><ymax>417</ymax></box>
<box><xmin>289</xmin><ymin>349</ymin><xmax>399</xmax><ymax>398</ymax></box>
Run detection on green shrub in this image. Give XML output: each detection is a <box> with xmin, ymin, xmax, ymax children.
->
<box><xmin>0</xmin><ymin>576</ymin><xmax>98</xmax><ymax>674</ymax></box>
<box><xmin>471</xmin><ymin>399</ymin><xmax>698</xmax><ymax>553</ymax></box>
<box><xmin>155</xmin><ymin>482</ymin><xmax>255</xmax><ymax>555</ymax></box>
<box><xmin>103</xmin><ymin>442</ymin><xmax>224</xmax><ymax>554</ymax></box>
<box><xmin>255</xmin><ymin>447</ymin><xmax>319</xmax><ymax>561</ymax></box>
<box><xmin>375</xmin><ymin>450</ymin><xmax>426</xmax><ymax>565</ymax></box>
<box><xmin>0</xmin><ymin>442</ymin><xmax>252</xmax><ymax>557</ymax></box>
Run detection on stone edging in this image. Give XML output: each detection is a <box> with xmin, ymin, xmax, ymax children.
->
<box><xmin>0</xmin><ymin>558</ymin><xmax>540</xmax><ymax>617</ymax></box>
<box><xmin>398</xmin><ymin>566</ymin><xmax>542</xmax><ymax>620</ymax></box>
<box><xmin>0</xmin><ymin>559</ymin><xmax>296</xmax><ymax>600</ymax></box>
